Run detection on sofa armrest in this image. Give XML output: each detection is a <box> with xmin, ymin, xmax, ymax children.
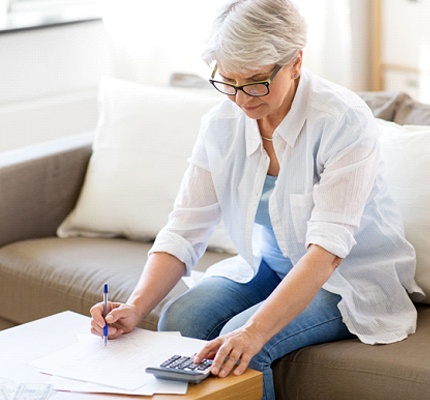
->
<box><xmin>0</xmin><ymin>132</ymin><xmax>94</xmax><ymax>247</ymax></box>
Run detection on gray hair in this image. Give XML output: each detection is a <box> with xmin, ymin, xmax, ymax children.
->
<box><xmin>202</xmin><ymin>0</ymin><xmax>307</xmax><ymax>73</ymax></box>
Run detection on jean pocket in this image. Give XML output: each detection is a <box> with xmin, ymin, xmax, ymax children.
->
<box><xmin>290</xmin><ymin>192</ymin><xmax>314</xmax><ymax>243</ymax></box>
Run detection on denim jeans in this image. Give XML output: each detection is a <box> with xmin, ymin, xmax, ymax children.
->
<box><xmin>159</xmin><ymin>260</ymin><xmax>354</xmax><ymax>400</ymax></box>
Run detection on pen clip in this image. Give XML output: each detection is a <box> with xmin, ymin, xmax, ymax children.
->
<box><xmin>103</xmin><ymin>284</ymin><xmax>109</xmax><ymax>346</ymax></box>
<box><xmin>103</xmin><ymin>284</ymin><xmax>109</xmax><ymax>315</ymax></box>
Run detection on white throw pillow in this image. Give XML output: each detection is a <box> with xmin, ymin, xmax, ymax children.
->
<box><xmin>58</xmin><ymin>77</ymin><xmax>237</xmax><ymax>254</ymax></box>
<box><xmin>376</xmin><ymin>118</ymin><xmax>430</xmax><ymax>302</ymax></box>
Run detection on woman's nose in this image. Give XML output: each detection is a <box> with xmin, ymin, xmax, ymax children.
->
<box><xmin>234</xmin><ymin>89</ymin><xmax>251</xmax><ymax>106</ymax></box>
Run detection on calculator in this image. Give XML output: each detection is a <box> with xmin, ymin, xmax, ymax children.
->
<box><xmin>146</xmin><ymin>355</ymin><xmax>213</xmax><ymax>383</ymax></box>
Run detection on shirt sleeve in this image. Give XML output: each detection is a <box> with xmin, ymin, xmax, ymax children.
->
<box><xmin>306</xmin><ymin>106</ymin><xmax>380</xmax><ymax>258</ymax></box>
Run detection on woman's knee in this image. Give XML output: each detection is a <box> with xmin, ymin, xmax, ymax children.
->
<box><xmin>220</xmin><ymin>302</ymin><xmax>263</xmax><ymax>335</ymax></box>
<box><xmin>158</xmin><ymin>285</ymin><xmax>228</xmax><ymax>339</ymax></box>
<box><xmin>158</xmin><ymin>295</ymin><xmax>206</xmax><ymax>338</ymax></box>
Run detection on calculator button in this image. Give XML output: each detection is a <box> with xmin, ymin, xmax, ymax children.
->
<box><xmin>159</xmin><ymin>355</ymin><xmax>212</xmax><ymax>372</ymax></box>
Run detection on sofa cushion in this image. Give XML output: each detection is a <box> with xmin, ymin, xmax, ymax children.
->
<box><xmin>357</xmin><ymin>91</ymin><xmax>409</xmax><ymax>121</ymax></box>
<box><xmin>394</xmin><ymin>96</ymin><xmax>430</xmax><ymax>125</ymax></box>
<box><xmin>0</xmin><ymin>237</ymin><xmax>228</xmax><ymax>329</ymax></box>
<box><xmin>357</xmin><ymin>91</ymin><xmax>430</xmax><ymax>126</ymax></box>
<box><xmin>273</xmin><ymin>306</ymin><xmax>430</xmax><ymax>400</ymax></box>
<box><xmin>57</xmin><ymin>77</ymin><xmax>236</xmax><ymax>254</ymax></box>
<box><xmin>376</xmin><ymin>118</ymin><xmax>430</xmax><ymax>302</ymax></box>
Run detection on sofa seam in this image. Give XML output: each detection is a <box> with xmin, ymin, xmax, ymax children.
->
<box><xmin>280</xmin><ymin>360</ymin><xmax>430</xmax><ymax>385</ymax></box>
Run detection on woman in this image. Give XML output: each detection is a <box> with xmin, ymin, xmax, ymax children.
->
<box><xmin>91</xmin><ymin>1</ymin><xmax>424</xmax><ymax>398</ymax></box>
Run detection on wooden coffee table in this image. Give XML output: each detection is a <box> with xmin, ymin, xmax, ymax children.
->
<box><xmin>0</xmin><ymin>312</ymin><xmax>262</xmax><ymax>399</ymax></box>
<box><xmin>151</xmin><ymin>368</ymin><xmax>262</xmax><ymax>400</ymax></box>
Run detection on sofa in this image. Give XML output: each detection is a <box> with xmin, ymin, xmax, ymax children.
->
<box><xmin>1</xmin><ymin>78</ymin><xmax>430</xmax><ymax>399</ymax></box>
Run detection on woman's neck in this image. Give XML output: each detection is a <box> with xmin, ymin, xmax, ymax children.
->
<box><xmin>257</xmin><ymin>77</ymin><xmax>299</xmax><ymax>138</ymax></box>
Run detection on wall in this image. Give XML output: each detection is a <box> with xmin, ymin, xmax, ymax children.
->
<box><xmin>379</xmin><ymin>0</ymin><xmax>430</xmax><ymax>103</ymax></box>
<box><xmin>0</xmin><ymin>20</ymin><xmax>111</xmax><ymax>152</ymax></box>
<box><xmin>0</xmin><ymin>1</ymin><xmax>375</xmax><ymax>153</ymax></box>
<box><xmin>100</xmin><ymin>0</ymin><xmax>225</xmax><ymax>86</ymax></box>
<box><xmin>102</xmin><ymin>0</ymin><xmax>373</xmax><ymax>92</ymax></box>
<box><xmin>296</xmin><ymin>0</ymin><xmax>372</xmax><ymax>92</ymax></box>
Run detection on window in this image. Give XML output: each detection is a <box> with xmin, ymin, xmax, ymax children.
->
<box><xmin>3</xmin><ymin>0</ymin><xmax>101</xmax><ymax>32</ymax></box>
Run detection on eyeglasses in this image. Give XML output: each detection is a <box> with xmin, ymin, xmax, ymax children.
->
<box><xmin>209</xmin><ymin>64</ymin><xmax>282</xmax><ymax>97</ymax></box>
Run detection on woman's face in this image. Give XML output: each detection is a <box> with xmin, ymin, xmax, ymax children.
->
<box><xmin>217</xmin><ymin>54</ymin><xmax>302</xmax><ymax>122</ymax></box>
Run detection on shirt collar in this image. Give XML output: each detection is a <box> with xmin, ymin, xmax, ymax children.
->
<box><xmin>245</xmin><ymin>68</ymin><xmax>311</xmax><ymax>156</ymax></box>
<box><xmin>276</xmin><ymin>67</ymin><xmax>310</xmax><ymax>147</ymax></box>
<box><xmin>245</xmin><ymin>118</ymin><xmax>262</xmax><ymax>156</ymax></box>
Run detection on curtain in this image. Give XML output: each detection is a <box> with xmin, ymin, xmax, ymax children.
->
<box><xmin>101</xmin><ymin>0</ymin><xmax>225</xmax><ymax>85</ymax></box>
<box><xmin>296</xmin><ymin>0</ymin><xmax>371</xmax><ymax>91</ymax></box>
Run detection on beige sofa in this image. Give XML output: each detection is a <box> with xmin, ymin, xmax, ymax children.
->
<box><xmin>1</xmin><ymin>84</ymin><xmax>430</xmax><ymax>399</ymax></box>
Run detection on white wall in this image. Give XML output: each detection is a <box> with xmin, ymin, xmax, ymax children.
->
<box><xmin>0</xmin><ymin>20</ymin><xmax>111</xmax><ymax>152</ymax></box>
<box><xmin>295</xmin><ymin>0</ymin><xmax>372</xmax><ymax>91</ymax></box>
<box><xmin>103</xmin><ymin>0</ymin><xmax>373</xmax><ymax>91</ymax></box>
<box><xmin>101</xmin><ymin>0</ymin><xmax>226</xmax><ymax>86</ymax></box>
<box><xmin>0</xmin><ymin>1</ymin><xmax>374</xmax><ymax>153</ymax></box>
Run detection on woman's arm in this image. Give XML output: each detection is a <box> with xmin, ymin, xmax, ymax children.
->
<box><xmin>246</xmin><ymin>244</ymin><xmax>341</xmax><ymax>343</ymax></box>
<box><xmin>91</xmin><ymin>163</ymin><xmax>220</xmax><ymax>338</ymax></box>
<box><xmin>127</xmin><ymin>252</ymin><xmax>187</xmax><ymax>319</ymax></box>
<box><xmin>90</xmin><ymin>252</ymin><xmax>186</xmax><ymax>338</ymax></box>
<box><xmin>195</xmin><ymin>244</ymin><xmax>342</xmax><ymax>377</ymax></box>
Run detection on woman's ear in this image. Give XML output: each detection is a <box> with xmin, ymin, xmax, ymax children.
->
<box><xmin>291</xmin><ymin>50</ymin><xmax>303</xmax><ymax>79</ymax></box>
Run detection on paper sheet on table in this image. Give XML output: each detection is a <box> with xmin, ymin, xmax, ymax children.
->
<box><xmin>29</xmin><ymin>329</ymin><xmax>208</xmax><ymax>393</ymax></box>
<box><xmin>49</xmin><ymin>374</ymin><xmax>187</xmax><ymax>396</ymax></box>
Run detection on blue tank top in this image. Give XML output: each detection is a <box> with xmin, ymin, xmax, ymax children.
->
<box><xmin>255</xmin><ymin>175</ymin><xmax>294</xmax><ymax>279</ymax></box>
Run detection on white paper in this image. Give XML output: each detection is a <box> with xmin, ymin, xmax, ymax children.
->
<box><xmin>0</xmin><ymin>378</ymin><xmax>52</xmax><ymax>400</ymax></box>
<box><xmin>49</xmin><ymin>375</ymin><xmax>187</xmax><ymax>396</ymax></box>
<box><xmin>29</xmin><ymin>329</ymin><xmax>208</xmax><ymax>393</ymax></box>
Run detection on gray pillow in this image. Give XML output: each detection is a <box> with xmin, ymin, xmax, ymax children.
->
<box><xmin>394</xmin><ymin>97</ymin><xmax>430</xmax><ymax>126</ymax></box>
<box><xmin>357</xmin><ymin>91</ymin><xmax>409</xmax><ymax>122</ymax></box>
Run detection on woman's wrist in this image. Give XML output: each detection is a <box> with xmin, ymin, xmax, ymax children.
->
<box><xmin>243</xmin><ymin>318</ymin><xmax>274</xmax><ymax>346</ymax></box>
<box><xmin>126</xmin><ymin>292</ymin><xmax>150</xmax><ymax>321</ymax></box>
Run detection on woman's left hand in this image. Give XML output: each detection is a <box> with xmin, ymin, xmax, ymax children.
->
<box><xmin>194</xmin><ymin>325</ymin><xmax>266</xmax><ymax>378</ymax></box>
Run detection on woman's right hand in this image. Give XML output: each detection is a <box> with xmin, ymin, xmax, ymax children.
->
<box><xmin>90</xmin><ymin>301</ymin><xmax>141</xmax><ymax>340</ymax></box>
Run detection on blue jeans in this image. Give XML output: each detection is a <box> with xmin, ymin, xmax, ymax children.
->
<box><xmin>159</xmin><ymin>260</ymin><xmax>354</xmax><ymax>400</ymax></box>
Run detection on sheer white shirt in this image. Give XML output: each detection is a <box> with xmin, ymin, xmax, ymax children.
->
<box><xmin>150</xmin><ymin>68</ymin><xmax>424</xmax><ymax>344</ymax></box>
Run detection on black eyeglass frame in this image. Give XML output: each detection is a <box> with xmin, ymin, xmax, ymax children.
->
<box><xmin>209</xmin><ymin>64</ymin><xmax>282</xmax><ymax>97</ymax></box>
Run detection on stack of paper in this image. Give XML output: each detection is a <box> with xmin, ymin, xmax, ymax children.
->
<box><xmin>0</xmin><ymin>378</ymin><xmax>51</xmax><ymax>400</ymax></box>
<box><xmin>28</xmin><ymin>328</ymin><xmax>208</xmax><ymax>396</ymax></box>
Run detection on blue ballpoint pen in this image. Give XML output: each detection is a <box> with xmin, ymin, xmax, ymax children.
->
<box><xmin>103</xmin><ymin>284</ymin><xmax>109</xmax><ymax>346</ymax></box>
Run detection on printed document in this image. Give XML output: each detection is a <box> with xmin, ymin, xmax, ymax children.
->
<box><xmin>29</xmin><ymin>328</ymin><xmax>208</xmax><ymax>395</ymax></box>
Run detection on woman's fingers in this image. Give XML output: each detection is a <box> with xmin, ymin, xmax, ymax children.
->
<box><xmin>214</xmin><ymin>340</ymin><xmax>253</xmax><ymax>377</ymax></box>
<box><xmin>195</xmin><ymin>339</ymin><xmax>222</xmax><ymax>363</ymax></box>
<box><xmin>90</xmin><ymin>302</ymin><xmax>106</xmax><ymax>331</ymax></box>
<box><xmin>195</xmin><ymin>332</ymin><xmax>256</xmax><ymax>378</ymax></box>
<box><xmin>89</xmin><ymin>301</ymin><xmax>129</xmax><ymax>338</ymax></box>
<box><xmin>233</xmin><ymin>352</ymin><xmax>252</xmax><ymax>375</ymax></box>
<box><xmin>216</xmin><ymin>347</ymin><xmax>242</xmax><ymax>377</ymax></box>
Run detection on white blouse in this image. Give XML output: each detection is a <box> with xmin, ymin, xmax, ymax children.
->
<box><xmin>150</xmin><ymin>68</ymin><xmax>424</xmax><ymax>345</ymax></box>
